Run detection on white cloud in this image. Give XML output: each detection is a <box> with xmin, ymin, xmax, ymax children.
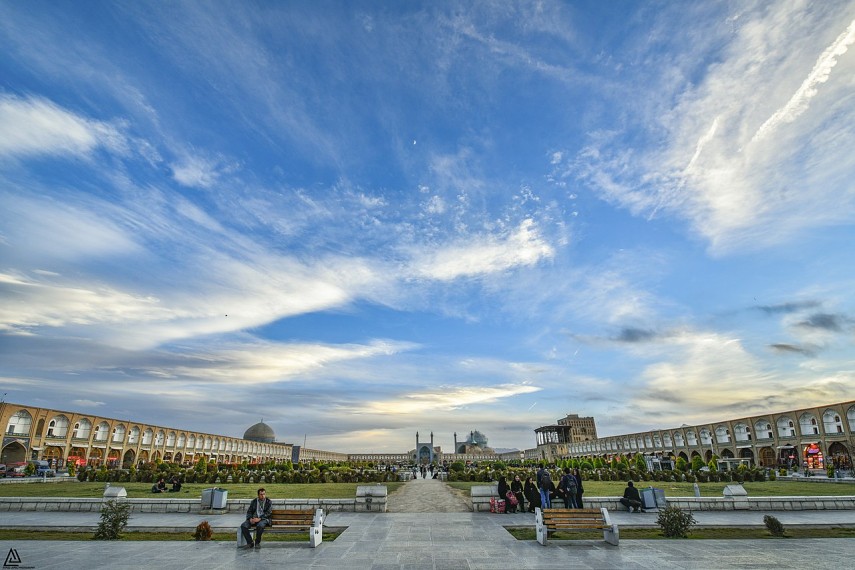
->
<box><xmin>0</xmin><ymin>95</ymin><xmax>122</xmax><ymax>157</ymax></box>
<box><xmin>354</xmin><ymin>383</ymin><xmax>541</xmax><ymax>415</ymax></box>
<box><xmin>751</xmin><ymin>18</ymin><xmax>855</xmax><ymax>144</ymax></box>
<box><xmin>414</xmin><ymin>219</ymin><xmax>554</xmax><ymax>281</ymax></box>
<box><xmin>171</xmin><ymin>153</ymin><xmax>238</xmax><ymax>189</ymax></box>
<box><xmin>574</xmin><ymin>5</ymin><xmax>855</xmax><ymax>254</ymax></box>
<box><xmin>71</xmin><ymin>399</ymin><xmax>106</xmax><ymax>407</ymax></box>
<box><xmin>146</xmin><ymin>338</ymin><xmax>416</xmax><ymax>385</ymax></box>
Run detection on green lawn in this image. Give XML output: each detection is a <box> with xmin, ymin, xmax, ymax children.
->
<box><xmin>505</xmin><ymin>526</ymin><xmax>855</xmax><ymax>540</ymax></box>
<box><xmin>445</xmin><ymin>480</ymin><xmax>855</xmax><ymax>497</ymax></box>
<box><xmin>0</xmin><ymin>529</ymin><xmax>341</xmax><ymax>541</ymax></box>
<box><xmin>0</xmin><ymin>481</ymin><xmax>404</xmax><ymax>499</ymax></box>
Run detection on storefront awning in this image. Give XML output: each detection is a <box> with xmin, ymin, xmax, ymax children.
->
<box><xmin>777</xmin><ymin>445</ymin><xmax>794</xmax><ymax>449</ymax></box>
<box><xmin>91</xmin><ymin>445</ymin><xmax>106</xmax><ymax>449</ymax></box>
<box><xmin>737</xmin><ymin>445</ymin><xmax>753</xmax><ymax>449</ymax></box>
<box><xmin>30</xmin><ymin>446</ymin><xmax>43</xmax><ymax>451</ymax></box>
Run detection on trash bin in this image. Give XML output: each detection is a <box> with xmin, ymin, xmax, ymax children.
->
<box><xmin>211</xmin><ymin>487</ymin><xmax>228</xmax><ymax>509</ymax></box>
<box><xmin>201</xmin><ymin>488</ymin><xmax>214</xmax><ymax>509</ymax></box>
<box><xmin>641</xmin><ymin>487</ymin><xmax>666</xmax><ymax>509</ymax></box>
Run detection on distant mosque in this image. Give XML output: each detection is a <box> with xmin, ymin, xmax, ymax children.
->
<box><xmin>454</xmin><ymin>430</ymin><xmax>494</xmax><ymax>454</ymax></box>
<box><xmin>243</xmin><ymin>420</ymin><xmax>276</xmax><ymax>444</ymax></box>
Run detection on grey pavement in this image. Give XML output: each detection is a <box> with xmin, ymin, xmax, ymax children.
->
<box><xmin>1</xmin><ymin>478</ymin><xmax>854</xmax><ymax>569</ymax></box>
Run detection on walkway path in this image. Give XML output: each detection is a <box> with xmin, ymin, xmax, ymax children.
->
<box><xmin>385</xmin><ymin>476</ymin><xmax>471</xmax><ymax>513</ymax></box>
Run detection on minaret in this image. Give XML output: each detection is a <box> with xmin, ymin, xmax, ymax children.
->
<box><xmin>416</xmin><ymin>431</ymin><xmax>419</xmax><ymax>449</ymax></box>
<box><xmin>454</xmin><ymin>432</ymin><xmax>458</xmax><ymax>452</ymax></box>
<box><xmin>430</xmin><ymin>431</ymin><xmax>434</xmax><ymax>447</ymax></box>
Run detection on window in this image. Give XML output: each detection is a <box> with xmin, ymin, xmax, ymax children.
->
<box><xmin>6</xmin><ymin>410</ymin><xmax>32</xmax><ymax>435</ymax></box>
<box><xmin>47</xmin><ymin>416</ymin><xmax>69</xmax><ymax>437</ymax></box>
<box><xmin>93</xmin><ymin>422</ymin><xmax>110</xmax><ymax>442</ymax></box>
<box><xmin>112</xmin><ymin>425</ymin><xmax>126</xmax><ymax>443</ymax></box>
<box><xmin>72</xmin><ymin>419</ymin><xmax>92</xmax><ymax>439</ymax></box>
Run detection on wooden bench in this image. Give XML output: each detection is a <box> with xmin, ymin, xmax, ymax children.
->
<box><xmin>535</xmin><ymin>507</ymin><xmax>619</xmax><ymax>546</ymax></box>
<box><xmin>236</xmin><ymin>508</ymin><xmax>325</xmax><ymax>548</ymax></box>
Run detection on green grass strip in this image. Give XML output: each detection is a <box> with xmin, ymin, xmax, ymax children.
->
<box><xmin>505</xmin><ymin>527</ymin><xmax>855</xmax><ymax>540</ymax></box>
<box><xmin>0</xmin><ymin>529</ymin><xmax>341</xmax><ymax>541</ymax></box>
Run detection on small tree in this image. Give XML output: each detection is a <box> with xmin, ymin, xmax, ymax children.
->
<box><xmin>691</xmin><ymin>455</ymin><xmax>705</xmax><ymax>472</ymax></box>
<box><xmin>707</xmin><ymin>456</ymin><xmax>718</xmax><ymax>472</ymax></box>
<box><xmin>675</xmin><ymin>457</ymin><xmax>688</xmax><ymax>472</ymax></box>
<box><xmin>94</xmin><ymin>499</ymin><xmax>131</xmax><ymax>540</ymax></box>
<box><xmin>193</xmin><ymin>520</ymin><xmax>214</xmax><ymax>541</ymax></box>
<box><xmin>195</xmin><ymin>456</ymin><xmax>207</xmax><ymax>474</ymax></box>
<box><xmin>656</xmin><ymin>505</ymin><xmax>696</xmax><ymax>538</ymax></box>
<box><xmin>763</xmin><ymin>515</ymin><xmax>785</xmax><ymax>537</ymax></box>
<box><xmin>634</xmin><ymin>453</ymin><xmax>647</xmax><ymax>473</ymax></box>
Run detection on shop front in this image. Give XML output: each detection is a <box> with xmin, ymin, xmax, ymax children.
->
<box><xmin>778</xmin><ymin>445</ymin><xmax>796</xmax><ymax>468</ymax></box>
<box><xmin>803</xmin><ymin>442</ymin><xmax>824</xmax><ymax>469</ymax></box>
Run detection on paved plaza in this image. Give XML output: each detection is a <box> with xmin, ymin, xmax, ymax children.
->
<box><xmin>1</xmin><ymin>478</ymin><xmax>854</xmax><ymax>569</ymax></box>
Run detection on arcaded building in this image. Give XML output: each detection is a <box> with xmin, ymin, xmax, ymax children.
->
<box><xmin>1</xmin><ymin>402</ymin><xmax>292</xmax><ymax>468</ymax></box>
<box><xmin>563</xmin><ymin>401</ymin><xmax>854</xmax><ymax>470</ymax></box>
<box><xmin>534</xmin><ymin>413</ymin><xmax>598</xmax><ymax>461</ymax></box>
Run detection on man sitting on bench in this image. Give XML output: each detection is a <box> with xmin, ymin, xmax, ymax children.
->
<box><xmin>240</xmin><ymin>488</ymin><xmax>272</xmax><ymax>549</ymax></box>
<box><xmin>619</xmin><ymin>481</ymin><xmax>643</xmax><ymax>512</ymax></box>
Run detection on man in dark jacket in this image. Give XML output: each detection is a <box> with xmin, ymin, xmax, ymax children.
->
<box><xmin>240</xmin><ymin>488</ymin><xmax>273</xmax><ymax>548</ymax></box>
<box><xmin>619</xmin><ymin>481</ymin><xmax>643</xmax><ymax>512</ymax></box>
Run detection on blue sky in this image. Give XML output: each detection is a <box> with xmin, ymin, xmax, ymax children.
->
<box><xmin>1</xmin><ymin>1</ymin><xmax>854</xmax><ymax>453</ymax></box>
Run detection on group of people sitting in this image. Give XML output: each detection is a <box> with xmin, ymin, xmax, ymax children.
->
<box><xmin>496</xmin><ymin>468</ymin><xmax>646</xmax><ymax>514</ymax></box>
<box><xmin>150</xmin><ymin>475</ymin><xmax>183</xmax><ymax>493</ymax></box>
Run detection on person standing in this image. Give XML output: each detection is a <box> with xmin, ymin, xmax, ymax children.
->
<box><xmin>539</xmin><ymin>469</ymin><xmax>553</xmax><ymax>509</ymax></box>
<box><xmin>559</xmin><ymin>468</ymin><xmax>578</xmax><ymax>508</ymax></box>
<box><xmin>240</xmin><ymin>488</ymin><xmax>272</xmax><ymax>548</ymax></box>
<box><xmin>523</xmin><ymin>476</ymin><xmax>540</xmax><ymax>513</ymax></box>
<box><xmin>573</xmin><ymin>467</ymin><xmax>584</xmax><ymax>509</ymax></box>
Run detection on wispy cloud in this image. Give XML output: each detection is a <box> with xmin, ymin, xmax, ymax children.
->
<box><xmin>569</xmin><ymin>5</ymin><xmax>855</xmax><ymax>254</ymax></box>
<box><xmin>354</xmin><ymin>383</ymin><xmax>541</xmax><ymax>415</ymax></box>
<box><xmin>0</xmin><ymin>95</ymin><xmax>124</xmax><ymax>158</ymax></box>
<box><xmin>414</xmin><ymin>219</ymin><xmax>554</xmax><ymax>281</ymax></box>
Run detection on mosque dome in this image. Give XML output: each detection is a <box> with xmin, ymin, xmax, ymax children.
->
<box><xmin>472</xmin><ymin>430</ymin><xmax>488</xmax><ymax>447</ymax></box>
<box><xmin>243</xmin><ymin>421</ymin><xmax>275</xmax><ymax>443</ymax></box>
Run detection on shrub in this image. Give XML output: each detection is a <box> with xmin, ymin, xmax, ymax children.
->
<box><xmin>656</xmin><ymin>506</ymin><xmax>696</xmax><ymax>538</ymax></box>
<box><xmin>94</xmin><ymin>499</ymin><xmax>131</xmax><ymax>540</ymax></box>
<box><xmin>194</xmin><ymin>520</ymin><xmax>214</xmax><ymax>541</ymax></box>
<box><xmin>763</xmin><ymin>515</ymin><xmax>785</xmax><ymax>537</ymax></box>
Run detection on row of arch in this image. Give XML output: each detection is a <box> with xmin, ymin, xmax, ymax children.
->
<box><xmin>5</xmin><ymin>409</ymin><xmax>284</xmax><ymax>458</ymax></box>
<box><xmin>569</xmin><ymin>408</ymin><xmax>855</xmax><ymax>455</ymax></box>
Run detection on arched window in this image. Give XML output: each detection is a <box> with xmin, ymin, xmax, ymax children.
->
<box><xmin>799</xmin><ymin>413</ymin><xmax>819</xmax><ymax>436</ymax></box>
<box><xmin>72</xmin><ymin>419</ymin><xmax>92</xmax><ymax>439</ymax></box>
<box><xmin>167</xmin><ymin>432</ymin><xmax>176</xmax><ymax>446</ymax></box>
<box><xmin>821</xmin><ymin>410</ymin><xmax>843</xmax><ymax>434</ymax></box>
<box><xmin>847</xmin><ymin>406</ymin><xmax>855</xmax><ymax>431</ymax></box>
<box><xmin>187</xmin><ymin>435</ymin><xmax>196</xmax><ymax>449</ymax></box>
<box><xmin>754</xmin><ymin>420</ymin><xmax>772</xmax><ymax>440</ymax></box>
<box><xmin>734</xmin><ymin>423</ymin><xmax>751</xmax><ymax>442</ymax></box>
<box><xmin>47</xmin><ymin>415</ymin><xmax>70</xmax><ymax>437</ymax></box>
<box><xmin>715</xmin><ymin>426</ymin><xmax>730</xmax><ymax>443</ymax></box>
<box><xmin>155</xmin><ymin>430</ymin><xmax>165</xmax><ymax>446</ymax></box>
<box><xmin>112</xmin><ymin>425</ymin><xmax>126</xmax><ymax>443</ymax></box>
<box><xmin>93</xmin><ymin>422</ymin><xmax>110</xmax><ymax>442</ymax></box>
<box><xmin>699</xmin><ymin>429</ymin><xmax>712</xmax><ymax>445</ymax></box>
<box><xmin>177</xmin><ymin>433</ymin><xmax>186</xmax><ymax>447</ymax></box>
<box><xmin>141</xmin><ymin>429</ymin><xmax>153</xmax><ymax>445</ymax></box>
<box><xmin>686</xmin><ymin>431</ymin><xmax>698</xmax><ymax>446</ymax></box>
<box><xmin>777</xmin><ymin>417</ymin><xmax>796</xmax><ymax>437</ymax></box>
<box><xmin>6</xmin><ymin>410</ymin><xmax>32</xmax><ymax>435</ymax></box>
<box><xmin>128</xmin><ymin>427</ymin><xmax>140</xmax><ymax>444</ymax></box>
<box><xmin>673</xmin><ymin>432</ymin><xmax>685</xmax><ymax>447</ymax></box>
